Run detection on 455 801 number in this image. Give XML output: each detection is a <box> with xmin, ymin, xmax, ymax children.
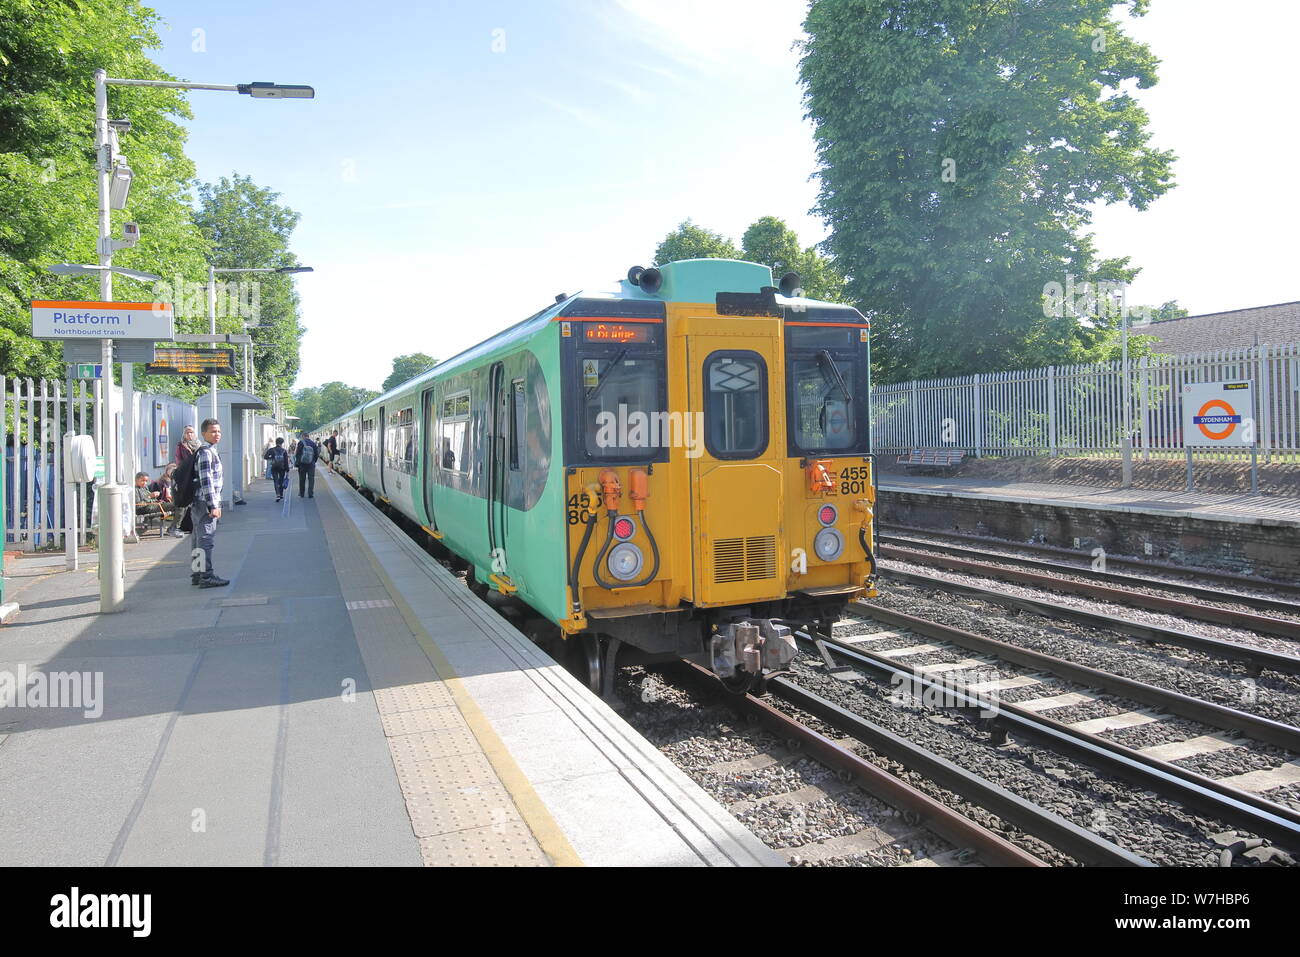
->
<box><xmin>838</xmin><ymin>465</ymin><xmax>871</xmax><ymax>496</ymax></box>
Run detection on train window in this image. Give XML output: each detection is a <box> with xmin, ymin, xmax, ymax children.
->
<box><xmin>791</xmin><ymin>356</ymin><xmax>856</xmax><ymax>450</ymax></box>
<box><xmin>582</xmin><ymin>355</ymin><xmax>660</xmax><ymax>459</ymax></box>
<box><xmin>361</xmin><ymin>418</ymin><xmax>376</xmax><ymax>457</ymax></box>
<box><xmin>703</xmin><ymin>351</ymin><xmax>768</xmax><ymax>458</ymax></box>
<box><xmin>510</xmin><ymin>378</ymin><xmax>525</xmax><ymax>470</ymax></box>
<box><xmin>786</xmin><ymin>325</ymin><xmax>867</xmax><ymax>455</ymax></box>
<box><xmin>439</xmin><ymin>390</ymin><xmax>470</xmax><ymax>472</ymax></box>
<box><xmin>385</xmin><ymin>407</ymin><xmax>416</xmax><ymax>473</ymax></box>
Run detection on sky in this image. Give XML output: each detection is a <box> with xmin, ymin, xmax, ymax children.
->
<box><xmin>139</xmin><ymin>0</ymin><xmax>1300</xmax><ymax>391</ymax></box>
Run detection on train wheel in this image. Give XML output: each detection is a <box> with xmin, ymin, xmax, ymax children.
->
<box><xmin>571</xmin><ymin>633</ymin><xmax>603</xmax><ymax>695</ymax></box>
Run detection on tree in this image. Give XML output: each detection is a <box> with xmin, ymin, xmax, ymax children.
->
<box><xmin>192</xmin><ymin>174</ymin><xmax>305</xmax><ymax>402</ymax></box>
<box><xmin>800</xmin><ymin>0</ymin><xmax>1176</xmax><ymax>382</ymax></box>
<box><xmin>653</xmin><ymin>221</ymin><xmax>740</xmax><ymax>264</ymax></box>
<box><xmin>740</xmin><ymin>216</ymin><xmax>847</xmax><ymax>302</ymax></box>
<box><xmin>653</xmin><ymin>216</ymin><xmax>848</xmax><ymax>302</ymax></box>
<box><xmin>382</xmin><ymin>352</ymin><xmax>437</xmax><ymax>393</ymax></box>
<box><xmin>290</xmin><ymin>381</ymin><xmax>377</xmax><ymax>432</ymax></box>
<box><xmin>0</xmin><ymin>0</ymin><xmax>208</xmax><ymax>381</ymax></box>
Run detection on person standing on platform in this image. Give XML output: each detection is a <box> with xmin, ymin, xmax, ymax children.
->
<box><xmin>325</xmin><ymin>431</ymin><xmax>340</xmax><ymax>471</ymax></box>
<box><xmin>295</xmin><ymin>431</ymin><xmax>319</xmax><ymax>498</ymax></box>
<box><xmin>175</xmin><ymin>424</ymin><xmax>200</xmax><ymax>466</ymax></box>
<box><xmin>264</xmin><ymin>437</ymin><xmax>291</xmax><ymax>502</ymax></box>
<box><xmin>191</xmin><ymin>418</ymin><xmax>229</xmax><ymax>588</ymax></box>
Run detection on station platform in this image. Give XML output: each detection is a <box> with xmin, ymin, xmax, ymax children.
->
<box><xmin>0</xmin><ymin>469</ymin><xmax>777</xmax><ymax>867</ymax></box>
<box><xmin>876</xmin><ymin>474</ymin><xmax>1300</xmax><ymax>580</ymax></box>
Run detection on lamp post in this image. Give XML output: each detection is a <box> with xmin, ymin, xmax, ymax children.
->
<box><xmin>87</xmin><ymin>70</ymin><xmax>313</xmax><ymax>612</ymax></box>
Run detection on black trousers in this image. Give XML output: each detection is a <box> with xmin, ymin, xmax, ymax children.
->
<box><xmin>298</xmin><ymin>464</ymin><xmax>316</xmax><ymax>496</ymax></box>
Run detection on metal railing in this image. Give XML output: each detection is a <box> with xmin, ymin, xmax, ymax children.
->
<box><xmin>872</xmin><ymin>344</ymin><xmax>1300</xmax><ymax>461</ymax></box>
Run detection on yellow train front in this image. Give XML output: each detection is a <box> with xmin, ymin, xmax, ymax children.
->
<box><xmin>562</xmin><ymin>258</ymin><xmax>876</xmax><ymax>695</ymax></box>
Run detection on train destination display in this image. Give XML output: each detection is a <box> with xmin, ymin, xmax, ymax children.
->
<box><xmin>145</xmin><ymin>348</ymin><xmax>236</xmax><ymax>376</ymax></box>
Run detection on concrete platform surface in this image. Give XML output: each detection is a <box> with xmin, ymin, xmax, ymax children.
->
<box><xmin>0</xmin><ymin>469</ymin><xmax>777</xmax><ymax>867</ymax></box>
<box><xmin>879</xmin><ymin>474</ymin><xmax>1300</xmax><ymax>527</ymax></box>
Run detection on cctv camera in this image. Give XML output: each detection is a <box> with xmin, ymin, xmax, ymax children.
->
<box><xmin>108</xmin><ymin>118</ymin><xmax>132</xmax><ymax>132</ymax></box>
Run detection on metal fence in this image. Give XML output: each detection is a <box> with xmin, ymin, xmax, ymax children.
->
<box><xmin>3</xmin><ymin>376</ymin><xmax>197</xmax><ymax>549</ymax></box>
<box><xmin>872</xmin><ymin>343</ymin><xmax>1300</xmax><ymax>460</ymax></box>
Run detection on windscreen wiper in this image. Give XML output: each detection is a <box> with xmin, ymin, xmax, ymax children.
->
<box><xmin>817</xmin><ymin>350</ymin><xmax>852</xmax><ymax>402</ymax></box>
<box><xmin>586</xmin><ymin>348</ymin><xmax>628</xmax><ymax>402</ymax></box>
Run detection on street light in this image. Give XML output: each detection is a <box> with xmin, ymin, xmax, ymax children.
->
<box><xmin>46</xmin><ymin>263</ymin><xmax>161</xmax><ymax>283</ymax></box>
<box><xmin>86</xmin><ymin>69</ymin><xmax>314</xmax><ymax>613</ymax></box>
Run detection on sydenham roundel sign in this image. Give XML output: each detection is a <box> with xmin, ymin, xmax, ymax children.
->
<box><xmin>1181</xmin><ymin>380</ymin><xmax>1255</xmax><ymax>447</ymax></box>
<box><xmin>30</xmin><ymin>300</ymin><xmax>174</xmax><ymax>341</ymax></box>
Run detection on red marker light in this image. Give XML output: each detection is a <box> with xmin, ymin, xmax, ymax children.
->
<box><xmin>614</xmin><ymin>517</ymin><xmax>635</xmax><ymax>540</ymax></box>
<box><xmin>818</xmin><ymin>505</ymin><xmax>837</xmax><ymax>526</ymax></box>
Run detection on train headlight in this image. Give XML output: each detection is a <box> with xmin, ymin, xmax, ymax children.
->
<box><xmin>613</xmin><ymin>516</ymin><xmax>636</xmax><ymax>541</ymax></box>
<box><xmin>607</xmin><ymin>542</ymin><xmax>644</xmax><ymax>582</ymax></box>
<box><xmin>813</xmin><ymin>527</ymin><xmax>845</xmax><ymax>562</ymax></box>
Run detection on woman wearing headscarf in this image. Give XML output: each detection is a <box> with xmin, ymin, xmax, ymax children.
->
<box><xmin>175</xmin><ymin>425</ymin><xmax>201</xmax><ymax>466</ymax></box>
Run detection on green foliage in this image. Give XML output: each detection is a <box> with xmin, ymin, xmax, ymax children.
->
<box><xmin>0</xmin><ymin>0</ymin><xmax>207</xmax><ymax>381</ymax></box>
<box><xmin>291</xmin><ymin>381</ymin><xmax>377</xmax><ymax>432</ymax></box>
<box><xmin>192</xmin><ymin>174</ymin><xmax>305</xmax><ymax>403</ymax></box>
<box><xmin>799</xmin><ymin>0</ymin><xmax>1176</xmax><ymax>383</ymax></box>
<box><xmin>653</xmin><ymin>216</ymin><xmax>848</xmax><ymax>302</ymax></box>
<box><xmin>1134</xmin><ymin>300</ymin><xmax>1189</xmax><ymax>323</ymax></box>
<box><xmin>653</xmin><ymin>221</ymin><xmax>740</xmax><ymax>264</ymax></box>
<box><xmin>382</xmin><ymin>352</ymin><xmax>438</xmax><ymax>393</ymax></box>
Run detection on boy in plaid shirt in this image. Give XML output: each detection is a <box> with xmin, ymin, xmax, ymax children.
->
<box><xmin>191</xmin><ymin>418</ymin><xmax>229</xmax><ymax>588</ymax></box>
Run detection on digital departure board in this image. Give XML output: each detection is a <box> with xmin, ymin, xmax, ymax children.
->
<box><xmin>583</xmin><ymin>322</ymin><xmax>653</xmax><ymax>344</ymax></box>
<box><xmin>145</xmin><ymin>348</ymin><xmax>236</xmax><ymax>376</ymax></box>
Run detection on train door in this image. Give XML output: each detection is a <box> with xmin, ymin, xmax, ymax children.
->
<box><xmin>376</xmin><ymin>405</ymin><xmax>387</xmax><ymax>497</ymax></box>
<box><xmin>687</xmin><ymin>324</ymin><xmax>785</xmax><ymax>606</ymax></box>
<box><xmin>421</xmin><ymin>388</ymin><xmax>438</xmax><ymax>530</ymax></box>
<box><xmin>485</xmin><ymin>362</ymin><xmax>508</xmax><ymax>576</ymax></box>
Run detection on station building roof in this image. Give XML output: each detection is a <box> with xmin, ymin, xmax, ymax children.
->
<box><xmin>1145</xmin><ymin>300</ymin><xmax>1300</xmax><ymax>353</ymax></box>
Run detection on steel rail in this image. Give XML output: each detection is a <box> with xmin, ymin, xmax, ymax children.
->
<box><xmin>880</xmin><ymin>531</ymin><xmax>1300</xmax><ymax>618</ymax></box>
<box><xmin>674</xmin><ymin>663</ymin><xmax>1046</xmax><ymax>867</ymax></box>
<box><xmin>850</xmin><ymin>603</ymin><xmax>1300</xmax><ymax>752</ymax></box>
<box><xmin>879</xmin><ymin>523</ymin><xmax>1300</xmax><ymax>600</ymax></box>
<box><xmin>762</xmin><ymin>673</ymin><xmax>1152</xmax><ymax>866</ymax></box>
<box><xmin>798</xmin><ymin>627</ymin><xmax>1300</xmax><ymax>854</ymax></box>
<box><xmin>880</xmin><ymin>541</ymin><xmax>1300</xmax><ymax>641</ymax></box>
<box><xmin>879</xmin><ymin>566</ymin><xmax>1300</xmax><ymax>677</ymax></box>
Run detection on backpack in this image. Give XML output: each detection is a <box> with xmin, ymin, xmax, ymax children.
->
<box><xmin>267</xmin><ymin>446</ymin><xmax>288</xmax><ymax>470</ymax></box>
<box><xmin>299</xmin><ymin>441</ymin><xmax>316</xmax><ymax>466</ymax></box>
<box><xmin>172</xmin><ymin>446</ymin><xmax>202</xmax><ymax>509</ymax></box>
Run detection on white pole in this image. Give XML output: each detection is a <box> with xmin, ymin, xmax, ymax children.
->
<box><xmin>1120</xmin><ymin>307</ymin><xmax>1132</xmax><ymax>487</ymax></box>
<box><xmin>208</xmin><ymin>263</ymin><xmax>218</xmax><ymax>421</ymax></box>
<box><xmin>95</xmin><ymin>68</ymin><xmax>124</xmax><ymax>612</ymax></box>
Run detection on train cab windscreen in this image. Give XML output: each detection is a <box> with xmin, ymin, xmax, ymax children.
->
<box><xmin>786</xmin><ymin>325</ymin><xmax>870</xmax><ymax>455</ymax></box>
<box><xmin>566</xmin><ymin>321</ymin><xmax>668</xmax><ymax>463</ymax></box>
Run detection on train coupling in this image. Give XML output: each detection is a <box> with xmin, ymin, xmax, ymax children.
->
<box><xmin>710</xmin><ymin>619</ymin><xmax>797</xmax><ymax>679</ymax></box>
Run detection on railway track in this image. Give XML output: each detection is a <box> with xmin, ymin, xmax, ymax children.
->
<box><xmin>877</xmin><ymin>560</ymin><xmax>1300</xmax><ymax>677</ymax></box>
<box><xmin>879</xmin><ymin>524</ymin><xmax>1300</xmax><ymax>605</ymax></box>
<box><xmin>879</xmin><ymin>534</ymin><xmax>1300</xmax><ymax>641</ymax></box>
<box><xmin>636</xmin><ymin>663</ymin><xmax>1047</xmax><ymax>866</ymax></box>
<box><xmin>811</xmin><ymin>603</ymin><xmax>1300</xmax><ymax>859</ymax></box>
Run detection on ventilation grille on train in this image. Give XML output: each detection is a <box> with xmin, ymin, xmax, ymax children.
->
<box><xmin>713</xmin><ymin>536</ymin><xmax>777</xmax><ymax>583</ymax></box>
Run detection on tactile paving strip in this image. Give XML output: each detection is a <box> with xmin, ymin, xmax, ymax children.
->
<box><xmin>405</xmin><ymin>783</ymin><xmax>522</xmax><ymax>838</ymax></box>
<box><xmin>380</xmin><ymin>707</ymin><xmax>468</xmax><ymax>737</ymax></box>
<box><xmin>392</xmin><ymin>750</ymin><xmax>501</xmax><ymax>796</ymax></box>
<box><xmin>418</xmin><ymin>821</ymin><xmax>548</xmax><ymax>866</ymax></box>
<box><xmin>372</xmin><ymin>681</ymin><xmax>455</xmax><ymax>715</ymax></box>
<box><xmin>386</xmin><ymin>727</ymin><xmax>482</xmax><ymax>763</ymax></box>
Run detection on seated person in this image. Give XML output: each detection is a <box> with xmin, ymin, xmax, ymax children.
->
<box><xmin>133</xmin><ymin>471</ymin><xmax>168</xmax><ymax>529</ymax></box>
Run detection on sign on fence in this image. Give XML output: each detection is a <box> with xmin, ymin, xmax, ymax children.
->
<box><xmin>1182</xmin><ymin>380</ymin><xmax>1254</xmax><ymax>447</ymax></box>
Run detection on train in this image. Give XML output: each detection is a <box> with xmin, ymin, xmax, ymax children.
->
<box><xmin>320</xmin><ymin>258</ymin><xmax>877</xmax><ymax>697</ymax></box>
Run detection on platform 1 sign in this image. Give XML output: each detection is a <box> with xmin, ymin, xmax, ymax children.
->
<box><xmin>1182</xmin><ymin>380</ymin><xmax>1254</xmax><ymax>447</ymax></box>
<box><xmin>144</xmin><ymin>347</ymin><xmax>236</xmax><ymax>376</ymax></box>
<box><xmin>31</xmin><ymin>301</ymin><xmax>174</xmax><ymax>340</ymax></box>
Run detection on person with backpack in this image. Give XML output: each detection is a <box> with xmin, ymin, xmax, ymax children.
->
<box><xmin>294</xmin><ymin>431</ymin><xmax>319</xmax><ymax>498</ymax></box>
<box><xmin>264</xmin><ymin>437</ymin><xmax>291</xmax><ymax>502</ymax></box>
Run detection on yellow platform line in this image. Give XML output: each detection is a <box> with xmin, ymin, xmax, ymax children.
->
<box><xmin>321</xmin><ymin>475</ymin><xmax>582</xmax><ymax>867</ymax></box>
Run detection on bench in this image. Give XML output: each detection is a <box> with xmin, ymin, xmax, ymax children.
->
<box><xmin>134</xmin><ymin>502</ymin><xmax>174</xmax><ymax>538</ymax></box>
<box><xmin>896</xmin><ymin>448</ymin><xmax>966</xmax><ymax>473</ymax></box>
